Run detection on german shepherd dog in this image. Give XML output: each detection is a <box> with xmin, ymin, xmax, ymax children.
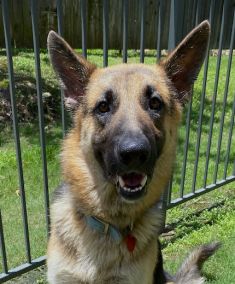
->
<box><xmin>47</xmin><ymin>21</ymin><xmax>219</xmax><ymax>284</ymax></box>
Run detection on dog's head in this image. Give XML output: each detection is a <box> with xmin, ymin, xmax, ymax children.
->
<box><xmin>48</xmin><ymin>21</ymin><xmax>209</xmax><ymax>217</ymax></box>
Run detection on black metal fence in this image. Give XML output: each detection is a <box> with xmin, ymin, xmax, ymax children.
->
<box><xmin>0</xmin><ymin>0</ymin><xmax>235</xmax><ymax>282</ymax></box>
<box><xmin>0</xmin><ymin>0</ymin><xmax>234</xmax><ymax>49</ymax></box>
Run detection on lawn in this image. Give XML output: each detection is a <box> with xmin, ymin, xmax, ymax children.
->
<box><xmin>0</xmin><ymin>49</ymin><xmax>235</xmax><ymax>283</ymax></box>
<box><xmin>163</xmin><ymin>187</ymin><xmax>235</xmax><ymax>284</ymax></box>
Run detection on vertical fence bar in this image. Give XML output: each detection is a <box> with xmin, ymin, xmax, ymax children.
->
<box><xmin>140</xmin><ymin>0</ymin><xmax>145</xmax><ymax>63</ymax></box>
<box><xmin>223</xmin><ymin>92</ymin><xmax>235</xmax><ymax>179</ymax></box>
<box><xmin>178</xmin><ymin>0</ymin><xmax>198</xmax><ymax>198</ymax></box>
<box><xmin>30</xmin><ymin>0</ymin><xmax>50</xmax><ymax>235</ymax></box>
<box><xmin>168</xmin><ymin>0</ymin><xmax>176</xmax><ymax>50</ymax></box>
<box><xmin>56</xmin><ymin>0</ymin><xmax>66</xmax><ymax>136</ymax></box>
<box><xmin>122</xmin><ymin>0</ymin><xmax>128</xmax><ymax>63</ymax></box>
<box><xmin>167</xmin><ymin>176</ymin><xmax>173</xmax><ymax>206</ymax></box>
<box><xmin>159</xmin><ymin>181</ymin><xmax>170</xmax><ymax>230</ymax></box>
<box><xmin>233</xmin><ymin>156</ymin><xmax>235</xmax><ymax>176</ymax></box>
<box><xmin>1</xmin><ymin>0</ymin><xmax>31</xmax><ymax>264</ymax></box>
<box><xmin>203</xmin><ymin>1</ymin><xmax>226</xmax><ymax>187</ymax></box>
<box><xmin>179</xmin><ymin>96</ymin><xmax>193</xmax><ymax>198</ymax></box>
<box><xmin>0</xmin><ymin>211</ymin><xmax>8</xmax><ymax>274</ymax></box>
<box><xmin>81</xmin><ymin>0</ymin><xmax>87</xmax><ymax>59</ymax></box>
<box><xmin>168</xmin><ymin>0</ymin><xmax>184</xmax><ymax>48</ymax></box>
<box><xmin>181</xmin><ymin>0</ymin><xmax>200</xmax><ymax>196</ymax></box>
<box><xmin>191</xmin><ymin>0</ymin><xmax>214</xmax><ymax>193</ymax></box>
<box><xmin>195</xmin><ymin>0</ymin><xmax>201</xmax><ymax>25</ymax></box>
<box><xmin>56</xmin><ymin>0</ymin><xmax>63</xmax><ymax>35</ymax></box>
<box><xmin>156</xmin><ymin>0</ymin><xmax>162</xmax><ymax>61</ymax></box>
<box><xmin>162</xmin><ymin>0</ymin><xmax>174</xmax><ymax>210</ymax></box>
<box><xmin>191</xmin><ymin>0</ymin><xmax>198</xmax><ymax>28</ymax></box>
<box><xmin>103</xmin><ymin>0</ymin><xmax>109</xmax><ymax>67</ymax></box>
<box><xmin>213</xmin><ymin>7</ymin><xmax>235</xmax><ymax>183</ymax></box>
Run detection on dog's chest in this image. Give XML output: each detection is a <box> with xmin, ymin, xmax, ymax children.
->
<box><xmin>48</xmin><ymin>192</ymin><xmax>162</xmax><ymax>283</ymax></box>
<box><xmin>69</xmin><ymin>233</ymin><xmax>158</xmax><ymax>284</ymax></box>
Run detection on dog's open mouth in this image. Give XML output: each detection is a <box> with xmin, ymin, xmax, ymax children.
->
<box><xmin>116</xmin><ymin>172</ymin><xmax>147</xmax><ymax>201</ymax></box>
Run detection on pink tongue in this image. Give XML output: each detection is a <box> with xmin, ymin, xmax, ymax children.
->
<box><xmin>122</xmin><ymin>173</ymin><xmax>144</xmax><ymax>188</ymax></box>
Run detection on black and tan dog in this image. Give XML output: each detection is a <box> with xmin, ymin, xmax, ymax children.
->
<box><xmin>47</xmin><ymin>21</ymin><xmax>219</xmax><ymax>284</ymax></box>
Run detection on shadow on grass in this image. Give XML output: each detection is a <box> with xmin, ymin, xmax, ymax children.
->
<box><xmin>161</xmin><ymin>193</ymin><xmax>235</xmax><ymax>249</ymax></box>
<box><xmin>203</xmin><ymin>272</ymin><xmax>218</xmax><ymax>282</ymax></box>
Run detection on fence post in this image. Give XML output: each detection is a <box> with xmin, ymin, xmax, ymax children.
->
<box><xmin>122</xmin><ymin>0</ymin><xmax>128</xmax><ymax>63</ymax></box>
<box><xmin>103</xmin><ymin>0</ymin><xmax>109</xmax><ymax>67</ymax></box>
<box><xmin>156</xmin><ymin>0</ymin><xmax>163</xmax><ymax>61</ymax></box>
<box><xmin>30</xmin><ymin>0</ymin><xmax>50</xmax><ymax>236</ymax></box>
<box><xmin>81</xmin><ymin>0</ymin><xmax>87</xmax><ymax>59</ymax></box>
<box><xmin>0</xmin><ymin>211</ymin><xmax>8</xmax><ymax>275</ymax></box>
<box><xmin>140</xmin><ymin>0</ymin><xmax>146</xmax><ymax>63</ymax></box>
<box><xmin>203</xmin><ymin>0</ymin><xmax>227</xmax><ymax>188</ymax></box>
<box><xmin>1</xmin><ymin>0</ymin><xmax>31</xmax><ymax>264</ymax></box>
<box><xmin>56</xmin><ymin>0</ymin><xmax>67</xmax><ymax>136</ymax></box>
<box><xmin>168</xmin><ymin>0</ymin><xmax>184</xmax><ymax>50</ymax></box>
<box><xmin>159</xmin><ymin>181</ymin><xmax>171</xmax><ymax>233</ymax></box>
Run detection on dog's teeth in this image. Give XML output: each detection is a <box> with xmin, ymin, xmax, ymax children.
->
<box><xmin>119</xmin><ymin>176</ymin><xmax>147</xmax><ymax>194</ymax></box>
<box><xmin>132</xmin><ymin>186</ymin><xmax>143</xmax><ymax>192</ymax></box>
<box><xmin>122</xmin><ymin>185</ymin><xmax>145</xmax><ymax>192</ymax></box>
<box><xmin>140</xmin><ymin>175</ymin><xmax>147</xmax><ymax>187</ymax></box>
<box><xmin>124</xmin><ymin>186</ymin><xmax>130</xmax><ymax>192</ymax></box>
<box><xmin>118</xmin><ymin>176</ymin><xmax>125</xmax><ymax>188</ymax></box>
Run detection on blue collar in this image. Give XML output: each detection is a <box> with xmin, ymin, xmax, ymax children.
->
<box><xmin>84</xmin><ymin>215</ymin><xmax>131</xmax><ymax>243</ymax></box>
<box><xmin>81</xmin><ymin>202</ymin><xmax>162</xmax><ymax>244</ymax></box>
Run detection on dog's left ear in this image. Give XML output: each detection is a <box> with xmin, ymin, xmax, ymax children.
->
<box><xmin>161</xmin><ymin>20</ymin><xmax>210</xmax><ymax>104</ymax></box>
<box><xmin>47</xmin><ymin>31</ymin><xmax>96</xmax><ymax>109</ymax></box>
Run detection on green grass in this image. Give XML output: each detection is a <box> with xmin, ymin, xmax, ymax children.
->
<box><xmin>0</xmin><ymin>49</ymin><xmax>235</xmax><ymax>282</ymax></box>
<box><xmin>163</xmin><ymin>188</ymin><xmax>235</xmax><ymax>284</ymax></box>
<box><xmin>0</xmin><ymin>123</ymin><xmax>62</xmax><ymax>269</ymax></box>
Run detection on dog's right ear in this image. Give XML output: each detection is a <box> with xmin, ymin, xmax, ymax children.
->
<box><xmin>160</xmin><ymin>21</ymin><xmax>210</xmax><ymax>105</ymax></box>
<box><xmin>47</xmin><ymin>31</ymin><xmax>96</xmax><ymax>109</ymax></box>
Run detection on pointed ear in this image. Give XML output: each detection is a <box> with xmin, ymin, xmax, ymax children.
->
<box><xmin>47</xmin><ymin>31</ymin><xmax>96</xmax><ymax>109</ymax></box>
<box><xmin>160</xmin><ymin>20</ymin><xmax>210</xmax><ymax>104</ymax></box>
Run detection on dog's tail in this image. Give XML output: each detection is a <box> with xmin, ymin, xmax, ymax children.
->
<box><xmin>170</xmin><ymin>242</ymin><xmax>221</xmax><ymax>284</ymax></box>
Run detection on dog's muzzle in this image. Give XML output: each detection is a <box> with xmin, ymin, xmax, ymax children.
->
<box><xmin>94</xmin><ymin>130</ymin><xmax>158</xmax><ymax>202</ymax></box>
<box><xmin>113</xmin><ymin>134</ymin><xmax>154</xmax><ymax>202</ymax></box>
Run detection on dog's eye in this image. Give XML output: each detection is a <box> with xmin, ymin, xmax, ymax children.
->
<box><xmin>145</xmin><ymin>85</ymin><xmax>163</xmax><ymax>112</ymax></box>
<box><xmin>149</xmin><ymin>96</ymin><xmax>163</xmax><ymax>111</ymax></box>
<box><xmin>97</xmin><ymin>101</ymin><xmax>110</xmax><ymax>113</ymax></box>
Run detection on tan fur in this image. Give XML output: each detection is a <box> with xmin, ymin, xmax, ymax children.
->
<box><xmin>47</xmin><ymin>21</ymin><xmax>218</xmax><ymax>284</ymax></box>
<box><xmin>60</xmin><ymin>65</ymin><xmax>180</xmax><ymax>224</ymax></box>
<box><xmin>48</xmin><ymin>66</ymin><xmax>177</xmax><ymax>284</ymax></box>
<box><xmin>48</xmin><ymin>184</ymin><xmax>163</xmax><ymax>283</ymax></box>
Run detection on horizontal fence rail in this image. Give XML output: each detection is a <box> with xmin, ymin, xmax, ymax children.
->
<box><xmin>0</xmin><ymin>0</ymin><xmax>235</xmax><ymax>282</ymax></box>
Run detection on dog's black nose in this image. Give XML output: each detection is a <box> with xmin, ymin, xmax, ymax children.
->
<box><xmin>118</xmin><ymin>136</ymin><xmax>151</xmax><ymax>168</ymax></box>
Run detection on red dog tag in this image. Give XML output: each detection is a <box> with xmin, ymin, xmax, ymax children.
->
<box><xmin>125</xmin><ymin>234</ymin><xmax>136</xmax><ymax>252</ymax></box>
